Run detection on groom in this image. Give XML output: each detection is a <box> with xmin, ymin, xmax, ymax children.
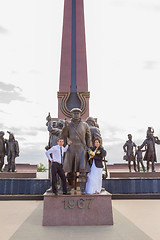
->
<box><xmin>45</xmin><ymin>137</ymin><xmax>72</xmax><ymax>195</ymax></box>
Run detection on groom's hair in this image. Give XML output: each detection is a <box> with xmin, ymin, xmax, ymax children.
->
<box><xmin>57</xmin><ymin>137</ymin><xmax>64</xmax><ymax>142</ymax></box>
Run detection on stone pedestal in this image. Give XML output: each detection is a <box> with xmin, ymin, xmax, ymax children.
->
<box><xmin>110</xmin><ymin>172</ymin><xmax>160</xmax><ymax>179</ymax></box>
<box><xmin>42</xmin><ymin>191</ymin><xmax>113</xmax><ymax>226</ymax></box>
<box><xmin>0</xmin><ymin>164</ymin><xmax>37</xmax><ymax>178</ymax></box>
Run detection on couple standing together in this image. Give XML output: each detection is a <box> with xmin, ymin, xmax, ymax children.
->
<box><xmin>45</xmin><ymin>108</ymin><xmax>106</xmax><ymax>195</ymax></box>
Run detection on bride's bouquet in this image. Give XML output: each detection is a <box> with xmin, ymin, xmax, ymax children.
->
<box><xmin>88</xmin><ymin>149</ymin><xmax>95</xmax><ymax>158</ymax></box>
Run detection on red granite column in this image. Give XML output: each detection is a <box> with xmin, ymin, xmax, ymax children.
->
<box><xmin>58</xmin><ymin>0</ymin><xmax>90</xmax><ymax>119</ymax></box>
<box><xmin>59</xmin><ymin>0</ymin><xmax>72</xmax><ymax>92</ymax></box>
<box><xmin>76</xmin><ymin>0</ymin><xmax>88</xmax><ymax>92</ymax></box>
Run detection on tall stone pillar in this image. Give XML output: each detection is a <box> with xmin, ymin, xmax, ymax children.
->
<box><xmin>58</xmin><ymin>0</ymin><xmax>90</xmax><ymax>119</ymax></box>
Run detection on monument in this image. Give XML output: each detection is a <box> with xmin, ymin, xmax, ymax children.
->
<box><xmin>43</xmin><ymin>0</ymin><xmax>113</xmax><ymax>226</ymax></box>
<box><xmin>57</xmin><ymin>0</ymin><xmax>90</xmax><ymax>119</ymax></box>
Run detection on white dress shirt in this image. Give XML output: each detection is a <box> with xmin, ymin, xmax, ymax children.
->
<box><xmin>45</xmin><ymin>144</ymin><xmax>69</xmax><ymax>164</ymax></box>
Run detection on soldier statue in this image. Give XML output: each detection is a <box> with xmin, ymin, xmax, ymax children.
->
<box><xmin>61</xmin><ymin>108</ymin><xmax>92</xmax><ymax>194</ymax></box>
<box><xmin>0</xmin><ymin>131</ymin><xmax>6</xmax><ymax>172</ymax></box>
<box><xmin>46</xmin><ymin>113</ymin><xmax>64</xmax><ymax>150</ymax></box>
<box><xmin>6</xmin><ymin>132</ymin><xmax>19</xmax><ymax>172</ymax></box>
<box><xmin>123</xmin><ymin>134</ymin><xmax>137</xmax><ymax>172</ymax></box>
<box><xmin>139</xmin><ymin>128</ymin><xmax>160</xmax><ymax>172</ymax></box>
<box><xmin>45</xmin><ymin>113</ymin><xmax>65</xmax><ymax>192</ymax></box>
<box><xmin>86</xmin><ymin>117</ymin><xmax>102</xmax><ymax>146</ymax></box>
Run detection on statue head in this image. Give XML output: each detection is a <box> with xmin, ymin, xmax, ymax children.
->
<box><xmin>86</xmin><ymin>117</ymin><xmax>95</xmax><ymax>126</ymax></box>
<box><xmin>0</xmin><ymin>131</ymin><xmax>4</xmax><ymax>138</ymax></box>
<box><xmin>52</xmin><ymin>121</ymin><xmax>57</xmax><ymax>128</ymax></box>
<box><xmin>57</xmin><ymin>119</ymin><xmax>65</xmax><ymax>129</ymax></box>
<box><xmin>70</xmin><ymin>108</ymin><xmax>82</xmax><ymax>120</ymax></box>
<box><xmin>128</xmin><ymin>134</ymin><xmax>132</xmax><ymax>141</ymax></box>
<box><xmin>8</xmin><ymin>133</ymin><xmax>15</xmax><ymax>141</ymax></box>
<box><xmin>147</xmin><ymin>133</ymin><xmax>153</xmax><ymax>140</ymax></box>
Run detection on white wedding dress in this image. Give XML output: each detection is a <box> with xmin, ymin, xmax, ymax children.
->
<box><xmin>85</xmin><ymin>159</ymin><xmax>103</xmax><ymax>194</ymax></box>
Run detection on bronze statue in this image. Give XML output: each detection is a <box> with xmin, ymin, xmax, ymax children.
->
<box><xmin>0</xmin><ymin>131</ymin><xmax>6</xmax><ymax>172</ymax></box>
<box><xmin>123</xmin><ymin>134</ymin><xmax>137</xmax><ymax>172</ymax></box>
<box><xmin>61</xmin><ymin>108</ymin><xmax>92</xmax><ymax>194</ymax></box>
<box><xmin>86</xmin><ymin>117</ymin><xmax>102</xmax><ymax>146</ymax></box>
<box><xmin>139</xmin><ymin>128</ymin><xmax>160</xmax><ymax>172</ymax></box>
<box><xmin>135</xmin><ymin>146</ymin><xmax>145</xmax><ymax>172</ymax></box>
<box><xmin>6</xmin><ymin>132</ymin><xmax>19</xmax><ymax>172</ymax></box>
<box><xmin>46</xmin><ymin>113</ymin><xmax>64</xmax><ymax>150</ymax></box>
<box><xmin>147</xmin><ymin>127</ymin><xmax>154</xmax><ymax>139</ymax></box>
<box><xmin>45</xmin><ymin>114</ymin><xmax>65</xmax><ymax>192</ymax></box>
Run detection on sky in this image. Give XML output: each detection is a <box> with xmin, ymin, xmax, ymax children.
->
<box><xmin>0</xmin><ymin>0</ymin><xmax>160</xmax><ymax>167</ymax></box>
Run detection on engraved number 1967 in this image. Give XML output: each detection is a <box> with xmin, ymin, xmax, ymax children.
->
<box><xmin>62</xmin><ymin>198</ymin><xmax>94</xmax><ymax>210</ymax></box>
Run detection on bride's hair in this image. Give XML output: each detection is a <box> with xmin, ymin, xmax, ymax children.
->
<box><xmin>93</xmin><ymin>138</ymin><xmax>101</xmax><ymax>144</ymax></box>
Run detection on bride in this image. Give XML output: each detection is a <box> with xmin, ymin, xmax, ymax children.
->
<box><xmin>85</xmin><ymin>138</ymin><xmax>106</xmax><ymax>194</ymax></box>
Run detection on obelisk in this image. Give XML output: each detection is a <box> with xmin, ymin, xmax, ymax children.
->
<box><xmin>57</xmin><ymin>0</ymin><xmax>90</xmax><ymax>119</ymax></box>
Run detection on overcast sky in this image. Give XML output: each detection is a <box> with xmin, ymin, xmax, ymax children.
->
<box><xmin>0</xmin><ymin>0</ymin><xmax>160</xmax><ymax>167</ymax></box>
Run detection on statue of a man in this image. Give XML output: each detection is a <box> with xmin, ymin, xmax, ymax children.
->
<box><xmin>46</xmin><ymin>116</ymin><xmax>64</xmax><ymax>150</ymax></box>
<box><xmin>139</xmin><ymin>130</ymin><xmax>160</xmax><ymax>172</ymax></box>
<box><xmin>86</xmin><ymin>117</ymin><xmax>102</xmax><ymax>146</ymax></box>
<box><xmin>123</xmin><ymin>134</ymin><xmax>137</xmax><ymax>172</ymax></box>
<box><xmin>45</xmin><ymin>114</ymin><xmax>65</xmax><ymax>192</ymax></box>
<box><xmin>6</xmin><ymin>132</ymin><xmax>19</xmax><ymax>172</ymax></box>
<box><xmin>0</xmin><ymin>131</ymin><xmax>6</xmax><ymax>172</ymax></box>
<box><xmin>61</xmin><ymin>108</ymin><xmax>92</xmax><ymax>194</ymax></box>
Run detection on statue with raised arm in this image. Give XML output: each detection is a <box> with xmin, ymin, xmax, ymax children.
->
<box><xmin>45</xmin><ymin>113</ymin><xmax>65</xmax><ymax>150</ymax></box>
<box><xmin>123</xmin><ymin>134</ymin><xmax>137</xmax><ymax>172</ymax></box>
<box><xmin>45</xmin><ymin>114</ymin><xmax>65</xmax><ymax>192</ymax></box>
<box><xmin>86</xmin><ymin>117</ymin><xmax>102</xmax><ymax>146</ymax></box>
<box><xmin>139</xmin><ymin>128</ymin><xmax>160</xmax><ymax>172</ymax></box>
<box><xmin>0</xmin><ymin>131</ymin><xmax>6</xmax><ymax>172</ymax></box>
<box><xmin>61</xmin><ymin>108</ymin><xmax>92</xmax><ymax>194</ymax></box>
<box><xmin>6</xmin><ymin>132</ymin><xmax>19</xmax><ymax>172</ymax></box>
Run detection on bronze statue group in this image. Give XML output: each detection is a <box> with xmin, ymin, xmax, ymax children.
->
<box><xmin>123</xmin><ymin>127</ymin><xmax>160</xmax><ymax>172</ymax></box>
<box><xmin>0</xmin><ymin>131</ymin><xmax>19</xmax><ymax>172</ymax></box>
<box><xmin>45</xmin><ymin>108</ymin><xmax>106</xmax><ymax>195</ymax></box>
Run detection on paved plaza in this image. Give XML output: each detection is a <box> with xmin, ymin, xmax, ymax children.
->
<box><xmin>0</xmin><ymin>200</ymin><xmax>160</xmax><ymax>240</ymax></box>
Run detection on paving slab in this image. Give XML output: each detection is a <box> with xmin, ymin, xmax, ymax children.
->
<box><xmin>8</xmin><ymin>202</ymin><xmax>152</xmax><ymax>240</ymax></box>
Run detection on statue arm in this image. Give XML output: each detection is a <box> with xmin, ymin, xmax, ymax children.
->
<box><xmin>155</xmin><ymin>137</ymin><xmax>160</xmax><ymax>145</ymax></box>
<box><xmin>15</xmin><ymin>141</ymin><xmax>19</xmax><ymax>157</ymax></box>
<box><xmin>5</xmin><ymin>141</ymin><xmax>8</xmax><ymax>155</ymax></box>
<box><xmin>61</xmin><ymin>126</ymin><xmax>69</xmax><ymax>143</ymax></box>
<box><xmin>86</xmin><ymin>124</ymin><xmax>92</xmax><ymax>148</ymax></box>
<box><xmin>123</xmin><ymin>143</ymin><xmax>127</xmax><ymax>152</ymax></box>
<box><xmin>139</xmin><ymin>140</ymin><xmax>146</xmax><ymax>149</ymax></box>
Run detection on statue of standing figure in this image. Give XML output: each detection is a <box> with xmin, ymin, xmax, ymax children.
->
<box><xmin>6</xmin><ymin>132</ymin><xmax>19</xmax><ymax>172</ymax></box>
<box><xmin>135</xmin><ymin>146</ymin><xmax>146</xmax><ymax>172</ymax></box>
<box><xmin>45</xmin><ymin>113</ymin><xmax>65</xmax><ymax>150</ymax></box>
<box><xmin>61</xmin><ymin>108</ymin><xmax>92</xmax><ymax>194</ymax></box>
<box><xmin>123</xmin><ymin>134</ymin><xmax>137</xmax><ymax>172</ymax></box>
<box><xmin>139</xmin><ymin>127</ymin><xmax>160</xmax><ymax>172</ymax></box>
<box><xmin>85</xmin><ymin>117</ymin><xmax>102</xmax><ymax>146</ymax></box>
<box><xmin>45</xmin><ymin>113</ymin><xmax>65</xmax><ymax>192</ymax></box>
<box><xmin>0</xmin><ymin>131</ymin><xmax>6</xmax><ymax>172</ymax></box>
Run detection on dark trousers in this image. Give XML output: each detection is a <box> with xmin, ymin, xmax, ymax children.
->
<box><xmin>51</xmin><ymin>162</ymin><xmax>67</xmax><ymax>194</ymax></box>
